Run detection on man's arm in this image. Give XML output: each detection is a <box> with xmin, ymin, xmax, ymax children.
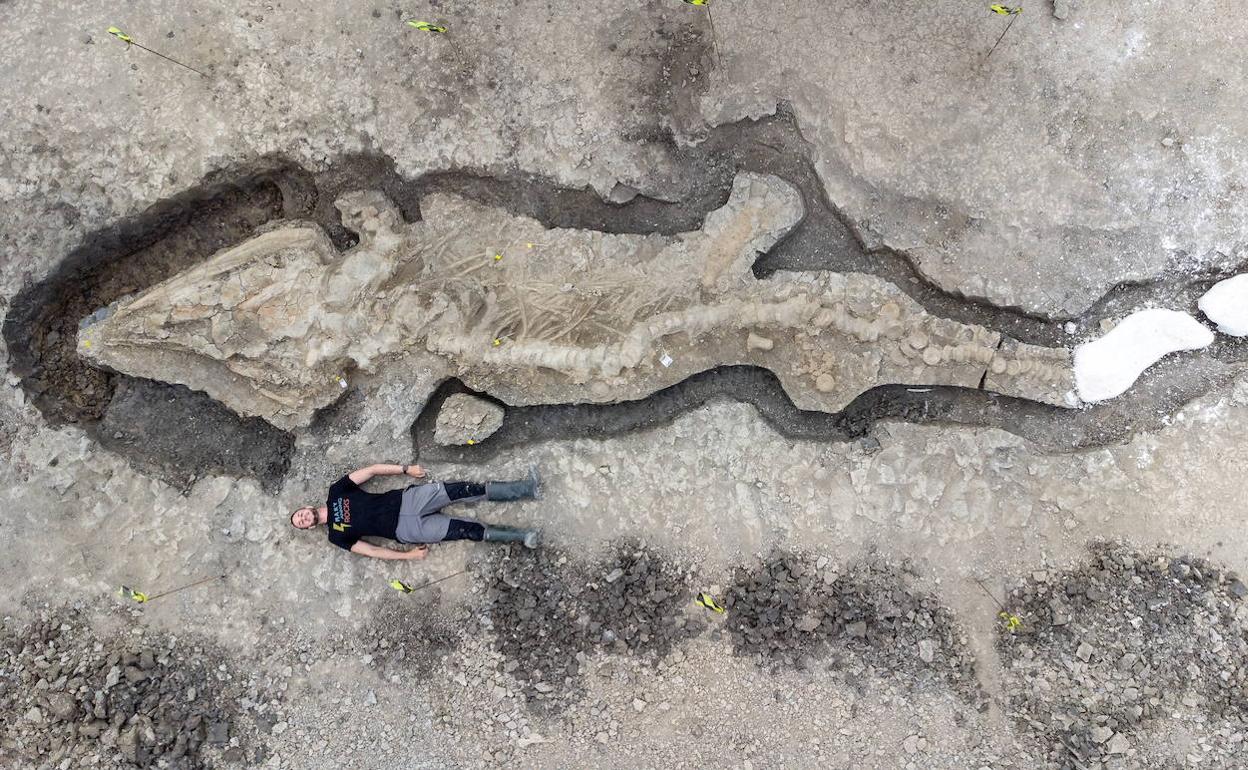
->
<box><xmin>347</xmin><ymin>463</ymin><xmax>426</xmax><ymax>485</ymax></box>
<box><xmin>349</xmin><ymin>541</ymin><xmax>429</xmax><ymax>561</ymax></box>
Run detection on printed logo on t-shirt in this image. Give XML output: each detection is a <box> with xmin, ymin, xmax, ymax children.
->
<box><xmin>330</xmin><ymin>496</ymin><xmax>352</xmax><ymax>532</ymax></box>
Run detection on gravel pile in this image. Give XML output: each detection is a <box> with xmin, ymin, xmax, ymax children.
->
<box><xmin>480</xmin><ymin>542</ymin><xmax>700</xmax><ymax>709</ymax></box>
<box><xmin>999</xmin><ymin>543</ymin><xmax>1248</xmax><ymax>768</ymax></box>
<box><xmin>723</xmin><ymin>552</ymin><xmax>981</xmax><ymax>699</ymax></box>
<box><xmin>0</xmin><ymin>606</ymin><xmax>285</xmax><ymax>769</ymax></box>
<box><xmin>353</xmin><ymin>594</ymin><xmax>460</xmax><ymax>684</ymax></box>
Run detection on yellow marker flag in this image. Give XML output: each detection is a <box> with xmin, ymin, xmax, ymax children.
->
<box><xmin>684</xmin><ymin>0</ymin><xmax>710</xmax><ymax>5</ymax></box>
<box><xmin>406</xmin><ymin>20</ymin><xmax>447</xmax><ymax>33</ymax></box>
<box><xmin>990</xmin><ymin>4</ymin><xmax>1022</xmax><ymax>14</ymax></box>
<box><xmin>107</xmin><ymin>26</ymin><xmax>134</xmax><ymax>44</ymax></box>
<box><xmin>119</xmin><ymin>585</ymin><xmax>149</xmax><ymax>603</ymax></box>
<box><xmin>389</xmin><ymin>579</ymin><xmax>414</xmax><ymax>593</ymax></box>
<box><xmin>695</xmin><ymin>592</ymin><xmax>726</xmax><ymax>613</ymax></box>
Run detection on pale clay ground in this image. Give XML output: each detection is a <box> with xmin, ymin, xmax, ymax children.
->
<box><xmin>2</xmin><ymin>0</ymin><xmax>1248</xmax><ymax>768</ymax></box>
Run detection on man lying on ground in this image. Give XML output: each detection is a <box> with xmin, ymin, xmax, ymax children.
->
<box><xmin>289</xmin><ymin>463</ymin><xmax>540</xmax><ymax>559</ymax></box>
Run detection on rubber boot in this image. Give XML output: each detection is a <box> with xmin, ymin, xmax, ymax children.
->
<box><xmin>485</xmin><ymin>467</ymin><xmax>540</xmax><ymax>502</ymax></box>
<box><xmin>482</xmin><ymin>524</ymin><xmax>541</xmax><ymax>549</ymax></box>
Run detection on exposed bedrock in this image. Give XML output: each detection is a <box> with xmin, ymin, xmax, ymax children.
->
<box><xmin>78</xmin><ymin>173</ymin><xmax>1077</xmax><ymax>430</ymax></box>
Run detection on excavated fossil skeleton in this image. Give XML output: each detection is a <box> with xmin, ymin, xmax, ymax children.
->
<box><xmin>78</xmin><ymin>174</ymin><xmax>1076</xmax><ymax>430</ymax></box>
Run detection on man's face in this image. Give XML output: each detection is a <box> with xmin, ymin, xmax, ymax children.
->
<box><xmin>291</xmin><ymin>507</ymin><xmax>316</xmax><ymax>530</ymax></box>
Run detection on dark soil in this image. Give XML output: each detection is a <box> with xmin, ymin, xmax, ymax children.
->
<box><xmin>997</xmin><ymin>543</ymin><xmax>1248</xmax><ymax>768</ymax></box>
<box><xmin>476</xmin><ymin>543</ymin><xmax>699</xmax><ymax>711</ymax></box>
<box><xmin>350</xmin><ymin>593</ymin><xmax>461</xmax><ymax>685</ymax></box>
<box><xmin>97</xmin><ymin>379</ymin><xmax>292</xmax><ymax>494</ymax></box>
<box><xmin>723</xmin><ymin>551</ymin><xmax>982</xmax><ymax>703</ymax></box>
<box><xmin>416</xmin><ymin>356</ymin><xmax>1238</xmax><ymax>466</ymax></box>
<box><xmin>0</xmin><ymin>605</ymin><xmax>284</xmax><ymax>769</ymax></box>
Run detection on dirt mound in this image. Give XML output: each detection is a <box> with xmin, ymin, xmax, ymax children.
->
<box><xmin>353</xmin><ymin>593</ymin><xmax>461</xmax><ymax>684</ymax></box>
<box><xmin>479</xmin><ymin>542</ymin><xmax>700</xmax><ymax>710</ymax></box>
<box><xmin>998</xmin><ymin>543</ymin><xmax>1248</xmax><ymax>768</ymax></box>
<box><xmin>0</xmin><ymin>605</ymin><xmax>285</xmax><ymax>769</ymax></box>
<box><xmin>723</xmin><ymin>552</ymin><xmax>982</xmax><ymax>701</ymax></box>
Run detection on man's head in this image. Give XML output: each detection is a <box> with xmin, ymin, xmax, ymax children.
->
<box><xmin>290</xmin><ymin>507</ymin><xmax>317</xmax><ymax>530</ymax></box>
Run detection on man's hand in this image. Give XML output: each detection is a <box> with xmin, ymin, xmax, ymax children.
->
<box><xmin>404</xmin><ymin>464</ymin><xmax>426</xmax><ymax>479</ymax></box>
<box><xmin>350</xmin><ymin>542</ymin><xmax>430</xmax><ymax>560</ymax></box>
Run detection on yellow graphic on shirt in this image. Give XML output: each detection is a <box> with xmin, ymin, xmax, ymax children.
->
<box><xmin>330</xmin><ymin>497</ymin><xmax>352</xmax><ymax>532</ymax></box>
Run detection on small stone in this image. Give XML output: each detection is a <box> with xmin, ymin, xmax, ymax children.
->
<box><xmin>796</xmin><ymin>616</ymin><xmax>821</xmax><ymax>633</ymax></box>
<box><xmin>855</xmin><ymin>435</ymin><xmax>882</xmax><ymax>455</ymax></box>
<box><xmin>847</xmin><ymin>621</ymin><xmax>867</xmax><ymax>638</ymax></box>
<box><xmin>632</xmin><ymin>698</ymin><xmax>647</xmax><ymax>713</ymax></box>
<box><xmin>815</xmin><ymin>373</ymin><xmax>836</xmax><ymax>393</ymax></box>
<box><xmin>123</xmin><ymin>665</ymin><xmax>147</xmax><ymax>684</ymax></box>
<box><xmin>746</xmin><ymin>332</ymin><xmax>774</xmax><ymax>351</ymax></box>
<box><xmin>902</xmin><ymin>734</ymin><xmax>921</xmax><ymax>755</ymax></box>
<box><xmin>607</xmin><ymin>183</ymin><xmax>639</xmax><ymax>204</ymax></box>
<box><xmin>1052</xmin><ymin>0</ymin><xmax>1071</xmax><ymax>20</ymax></box>
<box><xmin>1075</xmin><ymin>642</ymin><xmax>1095</xmax><ymax>662</ymax></box>
<box><xmin>207</xmin><ymin>721</ymin><xmax>230</xmax><ymax>745</ymax></box>
<box><xmin>917</xmin><ymin>639</ymin><xmax>937</xmax><ymax>664</ymax></box>
<box><xmin>605</xmin><ymin>568</ymin><xmax>625</xmax><ymax>583</ymax></box>
<box><xmin>433</xmin><ymin>393</ymin><xmax>505</xmax><ymax>446</ymax></box>
<box><xmin>23</xmin><ymin>706</ymin><xmax>43</xmax><ymax>724</ymax></box>
<box><xmin>533</xmin><ymin>682</ymin><xmax>555</xmax><ymax>693</ymax></box>
<box><xmin>118</xmin><ymin>726</ymin><xmax>140</xmax><ymax>762</ymax></box>
<box><xmin>1161</xmin><ymin>136</ymin><xmax>1175</xmax><ymax>147</ymax></box>
<box><xmin>1091</xmin><ymin>726</ymin><xmax>1114</xmax><ymax>744</ymax></box>
<box><xmin>1228</xmin><ymin>580</ymin><xmax>1247</xmax><ymax>599</ymax></box>
<box><xmin>46</xmin><ymin>693</ymin><xmax>77</xmax><ymax>722</ymax></box>
<box><xmin>1106</xmin><ymin>733</ymin><xmax>1130</xmax><ymax>755</ymax></box>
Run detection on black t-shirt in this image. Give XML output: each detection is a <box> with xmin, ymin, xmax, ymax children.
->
<box><xmin>325</xmin><ymin>475</ymin><xmax>403</xmax><ymax>551</ymax></box>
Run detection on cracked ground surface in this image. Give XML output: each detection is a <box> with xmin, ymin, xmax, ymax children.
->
<box><xmin>3</xmin><ymin>1</ymin><xmax>1248</xmax><ymax>768</ymax></box>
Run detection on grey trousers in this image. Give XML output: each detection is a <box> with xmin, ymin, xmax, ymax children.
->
<box><xmin>395</xmin><ymin>483</ymin><xmax>485</xmax><ymax>544</ymax></box>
